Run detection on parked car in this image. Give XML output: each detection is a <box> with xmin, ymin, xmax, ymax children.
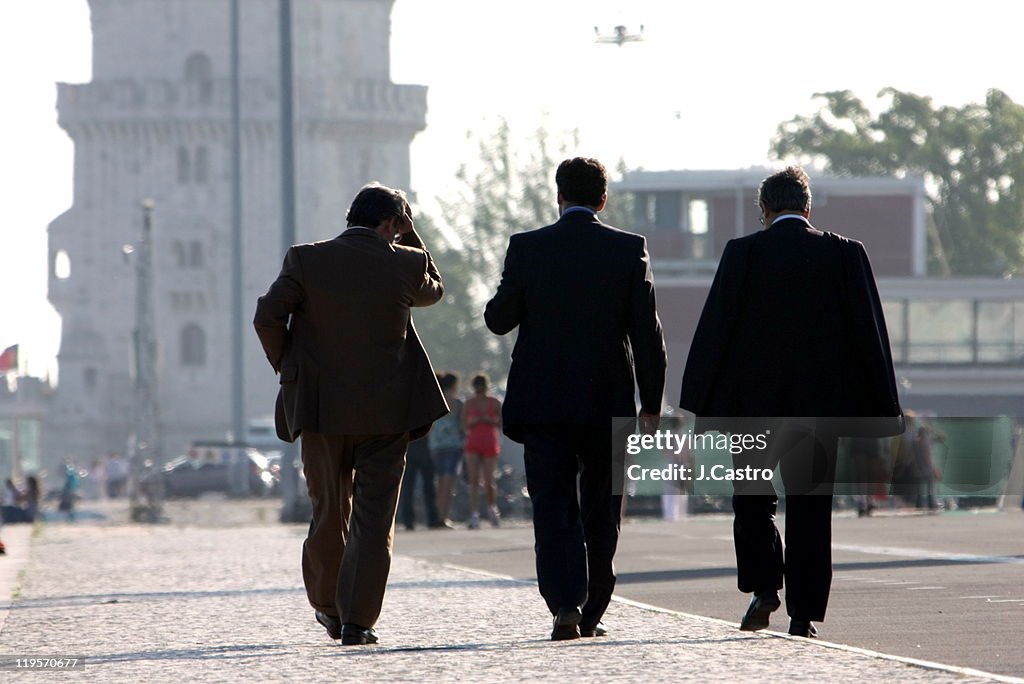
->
<box><xmin>141</xmin><ymin>448</ymin><xmax>274</xmax><ymax>498</ymax></box>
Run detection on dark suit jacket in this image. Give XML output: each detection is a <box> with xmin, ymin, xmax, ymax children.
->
<box><xmin>679</xmin><ymin>217</ymin><xmax>902</xmax><ymax>436</ymax></box>
<box><xmin>485</xmin><ymin>210</ymin><xmax>667</xmax><ymax>443</ymax></box>
<box><xmin>254</xmin><ymin>227</ymin><xmax>448</xmax><ymax>442</ymax></box>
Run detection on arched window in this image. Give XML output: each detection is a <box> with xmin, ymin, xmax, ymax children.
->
<box><xmin>181</xmin><ymin>324</ymin><xmax>206</xmax><ymax>367</ymax></box>
<box><xmin>184</xmin><ymin>52</ymin><xmax>214</xmax><ymax>104</ymax></box>
<box><xmin>177</xmin><ymin>146</ymin><xmax>190</xmax><ymax>184</ymax></box>
<box><xmin>54</xmin><ymin>249</ymin><xmax>71</xmax><ymax>279</ymax></box>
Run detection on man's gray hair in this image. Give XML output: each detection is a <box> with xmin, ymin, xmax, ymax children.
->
<box><xmin>757</xmin><ymin>166</ymin><xmax>812</xmax><ymax>213</ymax></box>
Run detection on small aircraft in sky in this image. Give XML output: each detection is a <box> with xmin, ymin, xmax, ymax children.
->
<box><xmin>594</xmin><ymin>24</ymin><xmax>644</xmax><ymax>47</ymax></box>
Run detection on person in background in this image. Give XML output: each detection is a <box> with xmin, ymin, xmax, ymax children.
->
<box><xmin>462</xmin><ymin>373</ymin><xmax>502</xmax><ymax>529</ymax></box>
<box><xmin>848</xmin><ymin>437</ymin><xmax>883</xmax><ymax>517</ymax></box>
<box><xmin>106</xmin><ymin>453</ymin><xmax>129</xmax><ymax>498</ymax></box>
<box><xmin>912</xmin><ymin>416</ymin><xmax>945</xmax><ymax>511</ymax></box>
<box><xmin>429</xmin><ymin>372</ymin><xmax>464</xmax><ymax>528</ymax></box>
<box><xmin>25</xmin><ymin>475</ymin><xmax>40</xmax><ymax>523</ymax></box>
<box><xmin>87</xmin><ymin>456</ymin><xmax>107</xmax><ymax>500</ymax></box>
<box><xmin>59</xmin><ymin>463</ymin><xmax>80</xmax><ymax>522</ymax></box>
<box><xmin>399</xmin><ymin>436</ymin><xmax>441</xmax><ymax>531</ymax></box>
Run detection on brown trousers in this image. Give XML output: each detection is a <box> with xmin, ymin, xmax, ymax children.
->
<box><xmin>300</xmin><ymin>431</ymin><xmax>408</xmax><ymax>627</ymax></box>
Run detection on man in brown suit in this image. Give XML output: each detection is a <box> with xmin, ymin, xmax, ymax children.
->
<box><xmin>254</xmin><ymin>183</ymin><xmax>448</xmax><ymax>645</ymax></box>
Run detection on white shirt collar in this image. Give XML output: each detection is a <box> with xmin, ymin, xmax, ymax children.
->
<box><xmin>770</xmin><ymin>214</ymin><xmax>810</xmax><ymax>227</ymax></box>
<box><xmin>561</xmin><ymin>206</ymin><xmax>597</xmax><ymax>218</ymax></box>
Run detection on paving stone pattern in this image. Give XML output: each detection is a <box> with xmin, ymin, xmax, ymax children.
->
<box><xmin>0</xmin><ymin>523</ymin><xmax>992</xmax><ymax>682</ymax></box>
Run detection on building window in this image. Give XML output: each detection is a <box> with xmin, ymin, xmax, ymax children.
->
<box><xmin>883</xmin><ymin>298</ymin><xmax>1024</xmax><ymax>365</ymax></box>
<box><xmin>883</xmin><ymin>300</ymin><xmax>907</xmax><ymax>363</ymax></box>
<box><xmin>177</xmin><ymin>146</ymin><xmax>190</xmax><ymax>184</ymax></box>
<box><xmin>173</xmin><ymin>241</ymin><xmax>187</xmax><ymax>268</ymax></box>
<box><xmin>184</xmin><ymin>52</ymin><xmax>213</xmax><ymax>104</ymax></box>
<box><xmin>181</xmin><ymin>324</ymin><xmax>206</xmax><ymax>367</ymax></box>
<box><xmin>687</xmin><ymin>199</ymin><xmax>709</xmax><ymax>260</ymax></box>
<box><xmin>54</xmin><ymin>249</ymin><xmax>71</xmax><ymax>279</ymax></box>
<box><xmin>687</xmin><ymin>200</ymin><xmax>709</xmax><ymax>235</ymax></box>
<box><xmin>195</xmin><ymin>146</ymin><xmax>209</xmax><ymax>183</ymax></box>
<box><xmin>189</xmin><ymin>241</ymin><xmax>203</xmax><ymax>268</ymax></box>
<box><xmin>907</xmin><ymin>300</ymin><xmax>973</xmax><ymax>363</ymax></box>
<box><xmin>977</xmin><ymin>301</ymin><xmax>1014</xmax><ymax>362</ymax></box>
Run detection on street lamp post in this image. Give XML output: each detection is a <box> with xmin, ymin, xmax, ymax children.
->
<box><xmin>277</xmin><ymin>0</ymin><xmax>306</xmax><ymax>522</ymax></box>
<box><xmin>129</xmin><ymin>199</ymin><xmax>163</xmax><ymax>523</ymax></box>
<box><xmin>229</xmin><ymin>0</ymin><xmax>247</xmax><ymax>496</ymax></box>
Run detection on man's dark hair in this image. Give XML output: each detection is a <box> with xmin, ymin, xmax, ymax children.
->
<box><xmin>346</xmin><ymin>182</ymin><xmax>409</xmax><ymax>228</ymax></box>
<box><xmin>757</xmin><ymin>166</ymin><xmax>812</xmax><ymax>213</ymax></box>
<box><xmin>555</xmin><ymin>157</ymin><xmax>608</xmax><ymax>207</ymax></box>
<box><xmin>439</xmin><ymin>372</ymin><xmax>460</xmax><ymax>391</ymax></box>
<box><xmin>471</xmin><ymin>373</ymin><xmax>489</xmax><ymax>390</ymax></box>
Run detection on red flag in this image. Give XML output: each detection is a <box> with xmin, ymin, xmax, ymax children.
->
<box><xmin>0</xmin><ymin>345</ymin><xmax>17</xmax><ymax>373</ymax></box>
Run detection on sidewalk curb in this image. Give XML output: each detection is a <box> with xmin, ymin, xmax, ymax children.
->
<box><xmin>440</xmin><ymin>560</ymin><xmax>1024</xmax><ymax>684</ymax></box>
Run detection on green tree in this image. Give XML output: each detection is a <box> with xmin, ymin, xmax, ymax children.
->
<box><xmin>429</xmin><ymin>119</ymin><xmax>576</xmax><ymax>379</ymax></box>
<box><xmin>409</xmin><ymin>211</ymin><xmax>494</xmax><ymax>377</ymax></box>
<box><xmin>415</xmin><ymin>119</ymin><xmax>636</xmax><ymax>382</ymax></box>
<box><xmin>771</xmin><ymin>88</ymin><xmax>1024</xmax><ymax>275</ymax></box>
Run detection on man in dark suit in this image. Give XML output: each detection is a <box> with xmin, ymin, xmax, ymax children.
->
<box><xmin>679</xmin><ymin>166</ymin><xmax>902</xmax><ymax>638</ymax></box>
<box><xmin>485</xmin><ymin>157</ymin><xmax>667</xmax><ymax>640</ymax></box>
<box><xmin>254</xmin><ymin>183</ymin><xmax>448</xmax><ymax>645</ymax></box>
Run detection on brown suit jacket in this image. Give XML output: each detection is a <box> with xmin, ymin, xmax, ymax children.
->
<box><xmin>254</xmin><ymin>227</ymin><xmax>448</xmax><ymax>442</ymax></box>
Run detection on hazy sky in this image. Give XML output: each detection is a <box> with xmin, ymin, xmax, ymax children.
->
<box><xmin>2</xmin><ymin>0</ymin><xmax>1022</xmax><ymax>378</ymax></box>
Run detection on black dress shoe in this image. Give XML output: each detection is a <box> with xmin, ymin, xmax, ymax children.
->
<box><xmin>788</xmin><ymin>619</ymin><xmax>818</xmax><ymax>638</ymax></box>
<box><xmin>551</xmin><ymin>607</ymin><xmax>582</xmax><ymax>641</ymax></box>
<box><xmin>314</xmin><ymin>610</ymin><xmax>341</xmax><ymax>640</ymax></box>
<box><xmin>739</xmin><ymin>590</ymin><xmax>781</xmax><ymax>631</ymax></box>
<box><xmin>580</xmin><ymin>622</ymin><xmax>608</xmax><ymax>637</ymax></box>
<box><xmin>341</xmin><ymin>623</ymin><xmax>379</xmax><ymax>645</ymax></box>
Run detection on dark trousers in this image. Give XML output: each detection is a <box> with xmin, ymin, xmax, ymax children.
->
<box><xmin>300</xmin><ymin>430</ymin><xmax>408</xmax><ymax>628</ymax></box>
<box><xmin>731</xmin><ymin>425</ymin><xmax>838</xmax><ymax>622</ymax></box>
<box><xmin>522</xmin><ymin>424</ymin><xmax>624</xmax><ymax>629</ymax></box>
<box><xmin>400</xmin><ymin>439</ymin><xmax>440</xmax><ymax>529</ymax></box>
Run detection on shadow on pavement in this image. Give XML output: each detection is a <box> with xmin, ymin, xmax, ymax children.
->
<box><xmin>9</xmin><ymin>586</ymin><xmax>305</xmax><ymax>610</ymax></box>
<box><xmin>617</xmin><ymin>555</ymin><xmax>1024</xmax><ymax>585</ymax></box>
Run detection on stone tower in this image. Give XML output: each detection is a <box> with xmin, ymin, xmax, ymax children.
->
<box><xmin>47</xmin><ymin>0</ymin><xmax>426</xmax><ymax>468</ymax></box>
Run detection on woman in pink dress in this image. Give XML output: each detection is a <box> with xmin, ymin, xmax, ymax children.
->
<box><xmin>462</xmin><ymin>373</ymin><xmax>502</xmax><ymax>528</ymax></box>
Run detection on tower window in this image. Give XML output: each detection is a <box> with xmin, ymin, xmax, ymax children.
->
<box><xmin>177</xmin><ymin>146</ymin><xmax>190</xmax><ymax>184</ymax></box>
<box><xmin>189</xmin><ymin>241</ymin><xmax>203</xmax><ymax>268</ymax></box>
<box><xmin>195</xmin><ymin>146</ymin><xmax>209</xmax><ymax>183</ymax></box>
<box><xmin>54</xmin><ymin>249</ymin><xmax>72</xmax><ymax>279</ymax></box>
<box><xmin>173</xmin><ymin>241</ymin><xmax>187</xmax><ymax>268</ymax></box>
<box><xmin>184</xmin><ymin>52</ymin><xmax>213</xmax><ymax>104</ymax></box>
<box><xmin>181</xmin><ymin>324</ymin><xmax>206</xmax><ymax>367</ymax></box>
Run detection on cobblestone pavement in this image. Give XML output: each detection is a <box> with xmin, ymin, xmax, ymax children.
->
<box><xmin>0</xmin><ymin>520</ymin><xmax>1015</xmax><ymax>683</ymax></box>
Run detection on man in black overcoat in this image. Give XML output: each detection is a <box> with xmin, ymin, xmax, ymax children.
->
<box><xmin>485</xmin><ymin>157</ymin><xmax>667</xmax><ymax>640</ymax></box>
<box><xmin>679</xmin><ymin>166</ymin><xmax>902</xmax><ymax>638</ymax></box>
